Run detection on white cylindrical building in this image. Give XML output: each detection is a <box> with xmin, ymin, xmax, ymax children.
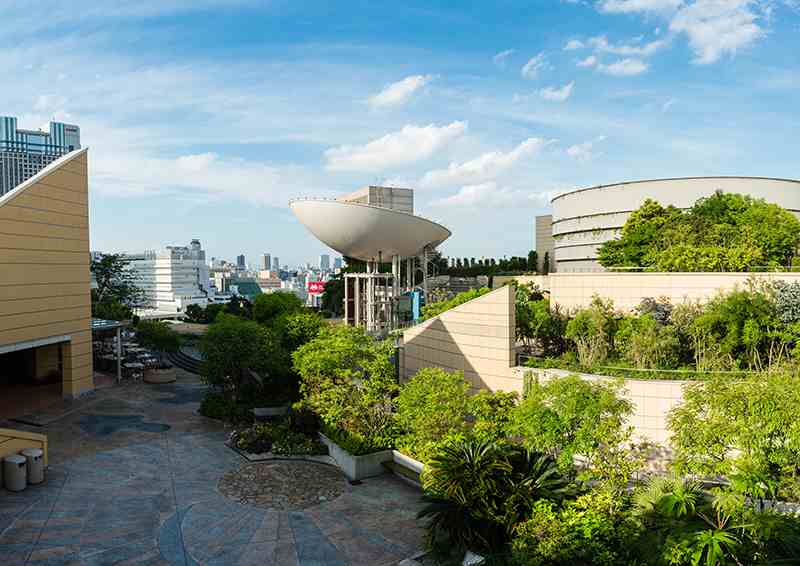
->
<box><xmin>548</xmin><ymin>177</ymin><xmax>800</xmax><ymax>272</ymax></box>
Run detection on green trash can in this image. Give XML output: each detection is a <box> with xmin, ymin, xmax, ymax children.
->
<box><xmin>3</xmin><ymin>454</ymin><xmax>27</xmax><ymax>492</ymax></box>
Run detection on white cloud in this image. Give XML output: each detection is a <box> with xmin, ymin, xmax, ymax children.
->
<box><xmin>566</xmin><ymin>135</ymin><xmax>607</xmax><ymax>161</ymax></box>
<box><xmin>598</xmin><ymin>0</ymin><xmax>683</xmax><ymax>13</ymax></box>
<box><xmin>662</xmin><ymin>97</ymin><xmax>677</xmax><ymax>111</ymax></box>
<box><xmin>577</xmin><ymin>55</ymin><xmax>599</xmax><ymax>67</ymax></box>
<box><xmin>521</xmin><ymin>53</ymin><xmax>548</xmax><ymax>79</ymax></box>
<box><xmin>420</xmin><ymin>137</ymin><xmax>551</xmax><ymax>188</ymax></box>
<box><xmin>669</xmin><ymin>0</ymin><xmax>764</xmax><ymax>64</ymax></box>
<box><xmin>368</xmin><ymin>74</ymin><xmax>436</xmax><ymax>108</ymax></box>
<box><xmin>430</xmin><ymin>182</ymin><xmax>530</xmax><ymax>209</ymax></box>
<box><xmin>539</xmin><ymin>81</ymin><xmax>575</xmax><ymax>101</ymax></box>
<box><xmin>324</xmin><ymin>121</ymin><xmax>467</xmax><ymax>172</ymax></box>
<box><xmin>597</xmin><ymin>58</ymin><xmax>649</xmax><ymax>75</ymax></box>
<box><xmin>564</xmin><ymin>39</ymin><xmax>585</xmax><ymax>50</ymax></box>
<box><xmin>493</xmin><ymin>49</ymin><xmax>515</xmax><ymax>67</ymax></box>
<box><xmin>588</xmin><ymin>35</ymin><xmax>668</xmax><ymax>56</ymax></box>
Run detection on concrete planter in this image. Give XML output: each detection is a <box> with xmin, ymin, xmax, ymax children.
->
<box><xmin>253</xmin><ymin>406</ymin><xmax>290</xmax><ymax>420</ymax></box>
<box><xmin>144</xmin><ymin>367</ymin><xmax>177</xmax><ymax>384</ymax></box>
<box><xmin>318</xmin><ymin>432</ymin><xmax>392</xmax><ymax>481</ymax></box>
<box><xmin>392</xmin><ymin>450</ymin><xmax>424</xmax><ymax>475</ymax></box>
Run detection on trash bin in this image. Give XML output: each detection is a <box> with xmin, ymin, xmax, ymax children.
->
<box><xmin>22</xmin><ymin>448</ymin><xmax>44</xmax><ymax>485</ymax></box>
<box><xmin>3</xmin><ymin>454</ymin><xmax>27</xmax><ymax>492</ymax></box>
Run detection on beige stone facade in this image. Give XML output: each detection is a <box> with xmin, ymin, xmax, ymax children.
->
<box><xmin>0</xmin><ymin>149</ymin><xmax>93</xmax><ymax>399</ymax></box>
<box><xmin>401</xmin><ymin>285</ymin><xmax>523</xmax><ymax>393</ymax></box>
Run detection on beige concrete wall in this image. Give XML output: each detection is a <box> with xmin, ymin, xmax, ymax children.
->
<box><xmin>548</xmin><ymin>271</ymin><xmax>800</xmax><ymax>312</ymax></box>
<box><xmin>35</xmin><ymin>343</ymin><xmax>61</xmax><ymax>380</ymax></box>
<box><xmin>402</xmin><ymin>285</ymin><xmax>522</xmax><ymax>393</ymax></box>
<box><xmin>401</xmin><ymin>283</ymin><xmax>693</xmax><ymax>447</ymax></box>
<box><xmin>0</xmin><ymin>149</ymin><xmax>93</xmax><ymax>398</ymax></box>
<box><xmin>493</xmin><ymin>274</ymin><xmax>551</xmax><ymax>291</ymax></box>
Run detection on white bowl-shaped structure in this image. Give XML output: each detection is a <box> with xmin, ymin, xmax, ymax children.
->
<box><xmin>290</xmin><ymin>198</ymin><xmax>451</xmax><ymax>262</ymax></box>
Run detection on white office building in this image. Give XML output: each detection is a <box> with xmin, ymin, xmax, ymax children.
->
<box><xmin>127</xmin><ymin>239</ymin><xmax>212</xmax><ymax>314</ymax></box>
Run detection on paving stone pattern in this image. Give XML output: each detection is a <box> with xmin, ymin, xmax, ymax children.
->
<box><xmin>0</xmin><ymin>372</ymin><xmax>425</xmax><ymax>565</ymax></box>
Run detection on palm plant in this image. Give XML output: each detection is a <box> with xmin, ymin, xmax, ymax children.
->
<box><xmin>417</xmin><ymin>438</ymin><xmax>570</xmax><ymax>557</ymax></box>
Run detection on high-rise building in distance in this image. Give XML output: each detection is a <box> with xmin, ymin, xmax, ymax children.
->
<box><xmin>273</xmin><ymin>257</ymin><xmax>280</xmax><ymax>271</ymax></box>
<box><xmin>237</xmin><ymin>254</ymin><xmax>246</xmax><ymax>269</ymax></box>
<box><xmin>319</xmin><ymin>254</ymin><xmax>330</xmax><ymax>271</ymax></box>
<box><xmin>0</xmin><ymin>116</ymin><xmax>81</xmax><ymax>196</ymax></box>
<box><xmin>261</xmin><ymin>253</ymin><xmax>271</xmax><ymax>271</ymax></box>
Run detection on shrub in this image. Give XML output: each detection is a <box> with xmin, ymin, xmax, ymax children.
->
<box><xmin>772</xmin><ymin>280</ymin><xmax>800</xmax><ymax>324</ymax></box>
<box><xmin>668</xmin><ymin>372</ymin><xmax>800</xmax><ymax>499</ymax></box>
<box><xmin>293</xmin><ymin>325</ymin><xmax>397</xmax><ymax>452</ymax></box>
<box><xmin>394</xmin><ymin>368</ymin><xmax>518</xmax><ymax>462</ymax></box>
<box><xmin>277</xmin><ymin>310</ymin><xmax>326</xmax><ymax>351</ymax></box>
<box><xmin>231</xmin><ymin>420</ymin><xmax>327</xmax><ymax>456</ymax></box>
<box><xmin>565</xmin><ymin>295</ymin><xmax>616</xmax><ymax>368</ymax></box>
<box><xmin>510</xmin><ymin>374</ymin><xmax>634</xmax><ymax>483</ymax></box>
<box><xmin>394</xmin><ymin>368</ymin><xmax>472</xmax><ymax>462</ymax></box>
<box><xmin>517</xmin><ymin>296</ymin><xmax>568</xmax><ymax>357</ymax></box>
<box><xmin>690</xmin><ymin>288</ymin><xmax>783</xmax><ymax>371</ymax></box>
<box><xmin>421</xmin><ymin>287</ymin><xmax>491</xmax><ymax>320</ymax></box>
<box><xmin>615</xmin><ymin>314</ymin><xmax>681</xmax><ymax>369</ymax></box>
<box><xmin>288</xmin><ymin>403</ymin><xmax>321</xmax><ymax>436</ymax></box>
<box><xmin>418</xmin><ymin>439</ymin><xmax>571</xmax><ymax>558</ymax></box>
<box><xmin>511</xmin><ymin>488</ymin><xmax>638</xmax><ymax>566</ymax></box>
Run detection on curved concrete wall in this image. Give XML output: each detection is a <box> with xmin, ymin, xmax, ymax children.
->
<box><xmin>552</xmin><ymin>177</ymin><xmax>800</xmax><ymax>272</ymax></box>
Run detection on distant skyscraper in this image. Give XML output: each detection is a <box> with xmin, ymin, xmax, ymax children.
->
<box><xmin>237</xmin><ymin>254</ymin><xmax>246</xmax><ymax>269</ymax></box>
<box><xmin>261</xmin><ymin>253</ymin><xmax>271</xmax><ymax>271</ymax></box>
<box><xmin>319</xmin><ymin>254</ymin><xmax>330</xmax><ymax>271</ymax></box>
<box><xmin>273</xmin><ymin>257</ymin><xmax>280</xmax><ymax>271</ymax></box>
<box><xmin>1</xmin><ymin>116</ymin><xmax>81</xmax><ymax>196</ymax></box>
<box><xmin>334</xmin><ymin>257</ymin><xmax>343</xmax><ymax>270</ymax></box>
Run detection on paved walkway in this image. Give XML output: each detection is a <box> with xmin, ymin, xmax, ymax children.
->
<box><xmin>0</xmin><ymin>372</ymin><xmax>425</xmax><ymax>565</ymax></box>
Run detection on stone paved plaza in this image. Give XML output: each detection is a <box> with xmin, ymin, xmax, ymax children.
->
<box><xmin>0</xmin><ymin>373</ymin><xmax>425</xmax><ymax>565</ymax></box>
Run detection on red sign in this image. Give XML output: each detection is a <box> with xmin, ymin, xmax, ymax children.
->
<box><xmin>307</xmin><ymin>281</ymin><xmax>327</xmax><ymax>294</ymax></box>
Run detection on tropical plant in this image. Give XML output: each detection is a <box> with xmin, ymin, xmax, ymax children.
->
<box><xmin>615</xmin><ymin>314</ymin><xmax>681</xmax><ymax>369</ymax></box>
<box><xmin>418</xmin><ymin>439</ymin><xmax>570</xmax><ymax>558</ymax></box>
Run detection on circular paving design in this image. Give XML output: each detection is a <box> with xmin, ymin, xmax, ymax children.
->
<box><xmin>218</xmin><ymin>461</ymin><xmax>347</xmax><ymax>510</ymax></box>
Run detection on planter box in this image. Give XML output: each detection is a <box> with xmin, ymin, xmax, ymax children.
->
<box><xmin>392</xmin><ymin>450</ymin><xmax>424</xmax><ymax>475</ymax></box>
<box><xmin>318</xmin><ymin>432</ymin><xmax>392</xmax><ymax>481</ymax></box>
<box><xmin>144</xmin><ymin>367</ymin><xmax>177</xmax><ymax>384</ymax></box>
<box><xmin>252</xmin><ymin>406</ymin><xmax>290</xmax><ymax>420</ymax></box>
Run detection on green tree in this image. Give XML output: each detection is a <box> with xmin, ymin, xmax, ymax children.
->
<box><xmin>91</xmin><ymin>253</ymin><xmax>148</xmax><ymax>319</ymax></box>
<box><xmin>542</xmin><ymin>252</ymin><xmax>550</xmax><ymax>275</ymax></box>
<box><xmin>200</xmin><ymin>314</ymin><xmax>286</xmax><ymax>401</ymax></box>
<box><xmin>252</xmin><ymin>292</ymin><xmax>303</xmax><ymax>325</ymax></box>
<box><xmin>292</xmin><ymin>325</ymin><xmax>397</xmax><ymax>450</ymax></box>
<box><xmin>598</xmin><ymin>192</ymin><xmax>800</xmax><ymax>271</ymax></box>
<box><xmin>510</xmin><ymin>374</ymin><xmax>635</xmax><ymax>483</ymax></box>
<box><xmin>184</xmin><ymin>304</ymin><xmax>207</xmax><ymax>323</ymax></box>
<box><xmin>135</xmin><ymin>320</ymin><xmax>181</xmax><ymax>365</ymax></box>
<box><xmin>528</xmin><ymin>250</ymin><xmax>539</xmax><ymax>274</ymax></box>
<box><xmin>668</xmin><ymin>372</ymin><xmax>800</xmax><ymax>497</ymax></box>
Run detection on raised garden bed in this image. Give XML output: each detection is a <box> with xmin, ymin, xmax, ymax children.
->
<box><xmin>318</xmin><ymin>432</ymin><xmax>393</xmax><ymax>481</ymax></box>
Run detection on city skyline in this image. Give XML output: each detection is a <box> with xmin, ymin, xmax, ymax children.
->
<box><xmin>3</xmin><ymin>1</ymin><xmax>798</xmax><ymax>265</ymax></box>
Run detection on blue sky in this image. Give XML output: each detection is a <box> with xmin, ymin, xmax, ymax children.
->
<box><xmin>3</xmin><ymin>0</ymin><xmax>798</xmax><ymax>266</ymax></box>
